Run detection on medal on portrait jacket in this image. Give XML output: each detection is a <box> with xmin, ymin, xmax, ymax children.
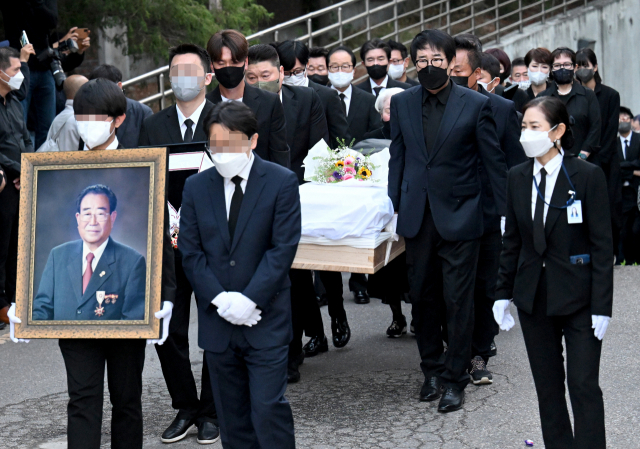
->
<box><xmin>168</xmin><ymin>202</ymin><xmax>180</xmax><ymax>249</ymax></box>
<box><xmin>95</xmin><ymin>291</ymin><xmax>106</xmax><ymax>316</ymax></box>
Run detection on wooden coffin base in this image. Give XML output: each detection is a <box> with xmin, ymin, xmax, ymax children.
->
<box><xmin>291</xmin><ymin>237</ymin><xmax>405</xmax><ymax>274</ymax></box>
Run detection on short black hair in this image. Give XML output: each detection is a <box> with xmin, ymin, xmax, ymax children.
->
<box><xmin>456</xmin><ymin>33</ymin><xmax>483</xmax><ymax>52</ymax></box>
<box><xmin>0</xmin><ymin>47</ymin><xmax>19</xmax><ymax>71</ymax></box>
<box><xmin>274</xmin><ymin>40</ymin><xmax>309</xmax><ymax>71</ymax></box>
<box><xmin>523</xmin><ymin>96</ymin><xmax>575</xmax><ymax>150</ymax></box>
<box><xmin>73</xmin><ymin>78</ymin><xmax>127</xmax><ymax>117</ymax></box>
<box><xmin>88</xmin><ymin>64</ymin><xmax>123</xmax><ymax>83</ymax></box>
<box><xmin>76</xmin><ymin>184</ymin><xmax>117</xmax><ymax>214</ymax></box>
<box><xmin>511</xmin><ymin>57</ymin><xmax>527</xmax><ymax>69</ymax></box>
<box><xmin>551</xmin><ymin>47</ymin><xmax>576</xmax><ymax>65</ymax></box>
<box><xmin>169</xmin><ymin>43</ymin><xmax>211</xmax><ymax>74</ymax></box>
<box><xmin>360</xmin><ymin>38</ymin><xmax>391</xmax><ymax>62</ymax></box>
<box><xmin>387</xmin><ymin>40</ymin><xmax>408</xmax><ymax>59</ymax></box>
<box><xmin>203</xmin><ymin>101</ymin><xmax>258</xmax><ymax>139</ymax></box>
<box><xmin>327</xmin><ymin>45</ymin><xmax>357</xmax><ymax>67</ymax></box>
<box><xmin>248</xmin><ymin>44</ymin><xmax>280</xmax><ymax>67</ymax></box>
<box><xmin>620</xmin><ymin>106</ymin><xmax>634</xmax><ymax>119</ymax></box>
<box><xmin>309</xmin><ymin>47</ymin><xmax>328</xmax><ymax>60</ymax></box>
<box><xmin>480</xmin><ymin>52</ymin><xmax>501</xmax><ymax>80</ymax></box>
<box><xmin>454</xmin><ymin>35</ymin><xmax>481</xmax><ymax>71</ymax></box>
<box><xmin>410</xmin><ymin>29</ymin><xmax>456</xmax><ymax>65</ymax></box>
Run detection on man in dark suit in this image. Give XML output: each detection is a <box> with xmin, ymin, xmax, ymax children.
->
<box><xmin>388</xmin><ymin>39</ymin><xmax>420</xmax><ymax>86</ymax></box>
<box><xmin>180</xmin><ymin>101</ymin><xmax>300</xmax><ymax>449</ymax></box>
<box><xmin>618</xmin><ymin>106</ymin><xmax>640</xmax><ymax>264</ymax></box>
<box><xmin>205</xmin><ymin>30</ymin><xmax>290</xmax><ymax>168</ymax></box>
<box><xmin>355</xmin><ymin>38</ymin><xmax>410</xmax><ymax>96</ymax></box>
<box><xmin>388</xmin><ymin>30</ymin><xmax>507</xmax><ymax>412</ymax></box>
<box><xmin>138</xmin><ymin>44</ymin><xmax>220</xmax><ymax>444</ymax></box>
<box><xmin>33</xmin><ymin>184</ymin><xmax>145</xmax><ymax>320</ymax></box>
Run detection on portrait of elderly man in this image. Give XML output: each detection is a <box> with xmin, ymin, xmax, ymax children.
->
<box><xmin>32</xmin><ymin>184</ymin><xmax>146</xmax><ymax>321</ymax></box>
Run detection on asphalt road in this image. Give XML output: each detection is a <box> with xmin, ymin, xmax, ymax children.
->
<box><xmin>1</xmin><ymin>268</ymin><xmax>639</xmax><ymax>448</ymax></box>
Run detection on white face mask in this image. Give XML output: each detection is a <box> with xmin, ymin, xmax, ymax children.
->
<box><xmin>171</xmin><ymin>76</ymin><xmax>204</xmax><ymax>102</ymax></box>
<box><xmin>1</xmin><ymin>69</ymin><xmax>24</xmax><ymax>90</ymax></box>
<box><xmin>328</xmin><ymin>71</ymin><xmax>354</xmax><ymax>89</ymax></box>
<box><xmin>514</xmin><ymin>80</ymin><xmax>531</xmax><ymax>90</ymax></box>
<box><xmin>283</xmin><ymin>72</ymin><xmax>306</xmax><ymax>87</ymax></box>
<box><xmin>388</xmin><ymin>63</ymin><xmax>405</xmax><ymax>80</ymax></box>
<box><xmin>528</xmin><ymin>71</ymin><xmax>549</xmax><ymax>86</ymax></box>
<box><xmin>520</xmin><ymin>125</ymin><xmax>558</xmax><ymax>158</ymax></box>
<box><xmin>210</xmin><ymin>152</ymin><xmax>251</xmax><ymax>178</ymax></box>
<box><xmin>478</xmin><ymin>77</ymin><xmax>499</xmax><ymax>93</ymax></box>
<box><xmin>76</xmin><ymin>119</ymin><xmax>115</xmax><ymax>150</ymax></box>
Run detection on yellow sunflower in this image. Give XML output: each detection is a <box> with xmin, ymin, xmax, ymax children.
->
<box><xmin>358</xmin><ymin>167</ymin><xmax>372</xmax><ymax>179</ymax></box>
<box><xmin>335</xmin><ymin>160</ymin><xmax>345</xmax><ymax>167</ymax></box>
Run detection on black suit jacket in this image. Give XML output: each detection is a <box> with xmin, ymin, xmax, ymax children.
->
<box><xmin>496</xmin><ymin>157</ymin><xmax>613</xmax><ymax>316</ymax></box>
<box><xmin>346</xmin><ymin>86</ymin><xmax>383</xmax><ymax>144</ymax></box>
<box><xmin>117</xmin><ymin>98</ymin><xmax>153</xmax><ymax>149</ymax></box>
<box><xmin>206</xmin><ymin>84</ymin><xmax>290</xmax><ymax>168</ymax></box>
<box><xmin>618</xmin><ymin>132</ymin><xmax>640</xmax><ymax>212</ymax></box>
<box><xmin>138</xmin><ymin>100</ymin><xmax>214</xmax><ymax>147</ymax></box>
<box><xmin>404</xmin><ymin>76</ymin><xmax>420</xmax><ymax>87</ymax></box>
<box><xmin>355</xmin><ymin>76</ymin><xmax>411</xmax><ymax>95</ymax></box>
<box><xmin>179</xmin><ymin>155</ymin><xmax>301</xmax><ymax>353</ymax></box>
<box><xmin>478</xmin><ymin>85</ymin><xmax>527</xmax><ymax>231</ymax></box>
<box><xmin>282</xmin><ymin>85</ymin><xmax>329</xmax><ymax>183</ymax></box>
<box><xmin>308</xmin><ymin>80</ymin><xmax>351</xmax><ymax>149</ymax></box>
<box><xmin>388</xmin><ymin>82</ymin><xmax>507</xmax><ymax>241</ymax></box>
<box><xmin>593</xmin><ymin>81</ymin><xmax>621</xmax><ymax>165</ymax></box>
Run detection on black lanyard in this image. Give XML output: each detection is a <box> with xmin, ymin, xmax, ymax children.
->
<box><xmin>533</xmin><ymin>163</ymin><xmax>576</xmax><ymax>210</ymax></box>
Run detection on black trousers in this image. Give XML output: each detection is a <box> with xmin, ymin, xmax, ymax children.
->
<box><xmin>206</xmin><ymin>329</ymin><xmax>295</xmax><ymax>449</ymax></box>
<box><xmin>289</xmin><ymin>269</ymin><xmax>324</xmax><ymax>357</ymax></box>
<box><xmin>368</xmin><ymin>253</ymin><xmax>410</xmax><ymax>321</ymax></box>
<box><xmin>155</xmin><ymin>253</ymin><xmax>216</xmax><ymax>424</ymax></box>
<box><xmin>0</xmin><ymin>185</ymin><xmax>19</xmax><ymax>309</ymax></box>
<box><xmin>59</xmin><ymin>339</ymin><xmax>146</xmax><ymax>449</ymax></box>
<box><xmin>518</xmin><ymin>270</ymin><xmax>605</xmax><ymax>449</ymax></box>
<box><xmin>347</xmin><ymin>272</ymin><xmax>368</xmax><ymax>292</ymax></box>
<box><xmin>619</xmin><ymin>208</ymin><xmax>640</xmax><ymax>264</ymax></box>
<box><xmin>406</xmin><ymin>207</ymin><xmax>479</xmax><ymax>390</ymax></box>
<box><xmin>471</xmin><ymin>229</ymin><xmax>501</xmax><ymax>362</ymax></box>
<box><xmin>318</xmin><ymin>271</ymin><xmax>347</xmax><ymax>321</ymax></box>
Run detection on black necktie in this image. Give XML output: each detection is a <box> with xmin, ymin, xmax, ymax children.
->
<box><xmin>183</xmin><ymin>118</ymin><xmax>194</xmax><ymax>143</ymax></box>
<box><xmin>533</xmin><ymin>167</ymin><xmax>547</xmax><ymax>256</ymax></box>
<box><xmin>339</xmin><ymin>93</ymin><xmax>347</xmax><ymax>115</ymax></box>
<box><xmin>228</xmin><ymin>176</ymin><xmax>244</xmax><ymax>241</ymax></box>
<box><xmin>624</xmin><ymin>139</ymin><xmax>629</xmax><ymax>160</ymax></box>
<box><xmin>373</xmin><ymin>86</ymin><xmax>383</xmax><ymax>97</ymax></box>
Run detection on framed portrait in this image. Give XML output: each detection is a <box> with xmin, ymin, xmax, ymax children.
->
<box><xmin>14</xmin><ymin>148</ymin><xmax>168</xmax><ymax>339</ymax></box>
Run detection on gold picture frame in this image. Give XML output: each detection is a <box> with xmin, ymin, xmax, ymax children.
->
<box><xmin>14</xmin><ymin>148</ymin><xmax>168</xmax><ymax>339</ymax></box>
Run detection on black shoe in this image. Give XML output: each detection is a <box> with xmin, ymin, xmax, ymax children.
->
<box><xmin>419</xmin><ymin>376</ymin><xmax>443</xmax><ymax>402</ymax></box>
<box><xmin>438</xmin><ymin>388</ymin><xmax>465</xmax><ymax>413</ymax></box>
<box><xmin>386</xmin><ymin>318</ymin><xmax>407</xmax><ymax>338</ymax></box>
<box><xmin>287</xmin><ymin>356</ymin><xmax>301</xmax><ymax>383</ymax></box>
<box><xmin>353</xmin><ymin>290</ymin><xmax>370</xmax><ymax>304</ymax></box>
<box><xmin>316</xmin><ymin>294</ymin><xmax>328</xmax><ymax>307</ymax></box>
<box><xmin>490</xmin><ymin>339</ymin><xmax>497</xmax><ymax>357</ymax></box>
<box><xmin>469</xmin><ymin>356</ymin><xmax>493</xmax><ymax>385</ymax></box>
<box><xmin>161</xmin><ymin>416</ymin><xmax>195</xmax><ymax>443</ymax></box>
<box><xmin>303</xmin><ymin>335</ymin><xmax>328</xmax><ymax>357</ymax></box>
<box><xmin>331</xmin><ymin>317</ymin><xmax>351</xmax><ymax>348</ymax></box>
<box><xmin>0</xmin><ymin>322</ymin><xmax>5</xmax><ymax>331</ymax></box>
<box><xmin>196</xmin><ymin>421</ymin><xmax>220</xmax><ymax>445</ymax></box>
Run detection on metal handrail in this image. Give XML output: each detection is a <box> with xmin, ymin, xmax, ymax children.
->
<box><xmin>123</xmin><ymin>0</ymin><xmax>594</xmax><ymax>108</ymax></box>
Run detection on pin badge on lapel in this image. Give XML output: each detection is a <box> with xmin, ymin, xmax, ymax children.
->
<box><xmin>95</xmin><ymin>291</ymin><xmax>106</xmax><ymax>316</ymax></box>
<box><xmin>99</xmin><ymin>271</ymin><xmax>106</xmax><ymax>277</ymax></box>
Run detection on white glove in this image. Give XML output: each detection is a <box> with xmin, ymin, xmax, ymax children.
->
<box><xmin>592</xmin><ymin>315</ymin><xmax>610</xmax><ymax>341</ymax></box>
<box><xmin>492</xmin><ymin>299</ymin><xmax>515</xmax><ymax>331</ymax></box>
<box><xmin>500</xmin><ymin>216</ymin><xmax>506</xmax><ymax>236</ymax></box>
<box><xmin>147</xmin><ymin>301</ymin><xmax>173</xmax><ymax>345</ymax></box>
<box><xmin>212</xmin><ymin>292</ymin><xmax>233</xmax><ymax>313</ymax></box>
<box><xmin>8</xmin><ymin>303</ymin><xmax>29</xmax><ymax>343</ymax></box>
<box><xmin>219</xmin><ymin>292</ymin><xmax>261</xmax><ymax>326</ymax></box>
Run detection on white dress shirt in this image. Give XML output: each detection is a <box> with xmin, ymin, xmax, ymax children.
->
<box><xmin>620</xmin><ymin>134</ymin><xmax>632</xmax><ymax>186</ymax></box>
<box><xmin>83</xmin><ymin>136</ymin><xmax>119</xmax><ymax>151</ymax></box>
<box><xmin>176</xmin><ymin>99</ymin><xmax>207</xmax><ymax>140</ymax></box>
<box><xmin>220</xmin><ymin>95</ymin><xmax>243</xmax><ymax>103</ymax></box>
<box><xmin>331</xmin><ymin>84</ymin><xmax>353</xmax><ymax>115</ymax></box>
<box><xmin>369</xmin><ymin>74</ymin><xmax>389</xmax><ymax>93</ymax></box>
<box><xmin>531</xmin><ymin>152</ymin><xmax>564</xmax><ymax>224</ymax></box>
<box><xmin>223</xmin><ymin>152</ymin><xmax>255</xmax><ymax>219</ymax></box>
<box><xmin>82</xmin><ymin>238</ymin><xmax>110</xmax><ymax>275</ymax></box>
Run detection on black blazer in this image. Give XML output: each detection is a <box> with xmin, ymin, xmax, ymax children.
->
<box><xmin>354</xmin><ymin>76</ymin><xmax>410</xmax><ymax>95</ymax></box>
<box><xmin>179</xmin><ymin>155</ymin><xmax>301</xmax><ymax>353</ymax></box>
<box><xmin>404</xmin><ymin>77</ymin><xmax>420</xmax><ymax>87</ymax></box>
<box><xmin>539</xmin><ymin>81</ymin><xmax>602</xmax><ymax>158</ymax></box>
<box><xmin>388</xmin><ymin>82</ymin><xmax>507</xmax><ymax>241</ymax></box>
<box><xmin>206</xmin><ymin>84</ymin><xmax>290</xmax><ymax>168</ymax></box>
<box><xmin>308</xmin><ymin>79</ymin><xmax>351</xmax><ymax>149</ymax></box>
<box><xmin>478</xmin><ymin>85</ymin><xmax>527</xmax><ymax>231</ymax></box>
<box><xmin>497</xmin><ymin>156</ymin><xmax>613</xmax><ymax>316</ymax></box>
<box><xmin>117</xmin><ymin>98</ymin><xmax>153</xmax><ymax>149</ymax></box>
<box><xmin>593</xmin><ymin>81</ymin><xmax>621</xmax><ymax>165</ymax></box>
<box><xmin>618</xmin><ymin>132</ymin><xmax>640</xmax><ymax>212</ymax></box>
<box><xmin>510</xmin><ymin>86</ymin><xmax>531</xmax><ymax>113</ymax></box>
<box><xmin>347</xmin><ymin>86</ymin><xmax>383</xmax><ymax>144</ymax></box>
<box><xmin>138</xmin><ymin>100</ymin><xmax>214</xmax><ymax>147</ymax></box>
<box><xmin>282</xmin><ymin>85</ymin><xmax>329</xmax><ymax>184</ymax></box>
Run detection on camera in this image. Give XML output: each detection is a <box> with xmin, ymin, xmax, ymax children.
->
<box><xmin>39</xmin><ymin>38</ymin><xmax>79</xmax><ymax>88</ymax></box>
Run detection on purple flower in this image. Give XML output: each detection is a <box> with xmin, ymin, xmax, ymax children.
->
<box><xmin>332</xmin><ymin>171</ymin><xmax>343</xmax><ymax>180</ymax></box>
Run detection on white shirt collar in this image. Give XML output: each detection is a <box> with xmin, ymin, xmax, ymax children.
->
<box><xmin>176</xmin><ymin>98</ymin><xmax>207</xmax><ymax>128</ymax></box>
<box><xmin>370</xmin><ymin>75</ymin><xmax>389</xmax><ymax>90</ymax></box>
<box><xmin>332</xmin><ymin>83</ymin><xmax>352</xmax><ymax>99</ymax></box>
<box><xmin>221</xmin><ymin>94</ymin><xmax>243</xmax><ymax>103</ymax></box>
<box><xmin>620</xmin><ymin>133</ymin><xmax>631</xmax><ymax>145</ymax></box>
<box><xmin>279</xmin><ymin>89</ymin><xmax>283</xmax><ymax>103</ymax></box>
<box><xmin>302</xmin><ymin>76</ymin><xmax>309</xmax><ymax>87</ymax></box>
<box><xmin>82</xmin><ymin>237</ymin><xmax>110</xmax><ymax>270</ymax></box>
<box><xmin>533</xmin><ymin>151</ymin><xmax>563</xmax><ymax>177</ymax></box>
<box><xmin>65</xmin><ymin>99</ymin><xmax>74</xmax><ymax>109</ymax></box>
<box><xmin>83</xmin><ymin>135</ymin><xmax>119</xmax><ymax>151</ymax></box>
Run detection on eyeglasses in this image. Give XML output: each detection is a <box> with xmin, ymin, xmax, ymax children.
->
<box><xmin>80</xmin><ymin>212</ymin><xmax>110</xmax><ymax>223</ymax></box>
<box><xmin>365</xmin><ymin>56</ymin><xmax>388</xmax><ymax>64</ymax></box>
<box><xmin>390</xmin><ymin>59</ymin><xmax>404</xmax><ymax>65</ymax></box>
<box><xmin>552</xmin><ymin>62</ymin><xmax>574</xmax><ymax>70</ymax></box>
<box><xmin>328</xmin><ymin>64</ymin><xmax>354</xmax><ymax>73</ymax></box>
<box><xmin>416</xmin><ymin>58</ymin><xmax>445</xmax><ymax>69</ymax></box>
<box><xmin>284</xmin><ymin>68</ymin><xmax>305</xmax><ymax>77</ymax></box>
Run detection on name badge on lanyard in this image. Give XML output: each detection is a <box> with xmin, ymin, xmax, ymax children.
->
<box><xmin>534</xmin><ymin>162</ymin><xmax>578</xmax><ymax>219</ymax></box>
<box><xmin>567</xmin><ymin>200</ymin><xmax>583</xmax><ymax>224</ymax></box>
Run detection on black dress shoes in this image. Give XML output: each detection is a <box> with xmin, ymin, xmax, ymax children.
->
<box><xmin>303</xmin><ymin>335</ymin><xmax>329</xmax><ymax>357</ymax></box>
<box><xmin>419</xmin><ymin>376</ymin><xmax>443</xmax><ymax>402</ymax></box>
<box><xmin>331</xmin><ymin>317</ymin><xmax>351</xmax><ymax>348</ymax></box>
<box><xmin>161</xmin><ymin>416</ymin><xmax>195</xmax><ymax>443</ymax></box>
<box><xmin>490</xmin><ymin>339</ymin><xmax>497</xmax><ymax>357</ymax></box>
<box><xmin>316</xmin><ymin>294</ymin><xmax>328</xmax><ymax>307</ymax></box>
<box><xmin>438</xmin><ymin>388</ymin><xmax>465</xmax><ymax>413</ymax></box>
<box><xmin>353</xmin><ymin>290</ymin><xmax>370</xmax><ymax>304</ymax></box>
<box><xmin>197</xmin><ymin>421</ymin><xmax>221</xmax><ymax>445</ymax></box>
<box><xmin>386</xmin><ymin>318</ymin><xmax>407</xmax><ymax>338</ymax></box>
<box><xmin>287</xmin><ymin>354</ymin><xmax>302</xmax><ymax>383</ymax></box>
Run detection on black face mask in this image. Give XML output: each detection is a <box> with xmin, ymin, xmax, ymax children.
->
<box><xmin>382</xmin><ymin>120</ymin><xmax>391</xmax><ymax>139</ymax></box>
<box><xmin>418</xmin><ymin>65</ymin><xmax>449</xmax><ymax>91</ymax></box>
<box><xmin>366</xmin><ymin>64</ymin><xmax>388</xmax><ymax>81</ymax></box>
<box><xmin>552</xmin><ymin>68</ymin><xmax>574</xmax><ymax>86</ymax></box>
<box><xmin>308</xmin><ymin>74</ymin><xmax>329</xmax><ymax>86</ymax></box>
<box><xmin>575</xmin><ymin>68</ymin><xmax>595</xmax><ymax>83</ymax></box>
<box><xmin>215</xmin><ymin>66</ymin><xmax>245</xmax><ymax>89</ymax></box>
<box><xmin>451</xmin><ymin>76</ymin><xmax>470</xmax><ymax>88</ymax></box>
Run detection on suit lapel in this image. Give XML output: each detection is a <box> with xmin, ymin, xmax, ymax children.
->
<box><xmin>67</xmin><ymin>241</ymin><xmax>83</xmax><ymax>304</ymax></box>
<box><xmin>617</xmin><ymin>138</ymin><xmax>624</xmax><ymax>161</ymax></box>
<box><xmin>409</xmin><ymin>88</ymin><xmax>428</xmax><ymax>159</ymax></box>
<box><xmin>429</xmin><ymin>83</ymin><xmax>465</xmax><ymax>161</ymax></box>
<box><xmin>164</xmin><ymin>106</ymin><xmax>184</xmax><ymax>144</ymax></box>
<box><xmin>347</xmin><ymin>87</ymin><xmax>357</xmax><ymax>125</ymax></box>
<box><xmin>194</xmin><ymin>101</ymin><xmax>213</xmax><ymax>142</ymax></box>
<box><xmin>207</xmin><ymin>168</ymin><xmax>232</xmax><ymax>252</ymax></box>
<box><xmin>518</xmin><ymin>160</ymin><xmax>535</xmax><ymax>236</ymax></box>
<box><xmin>230</xmin><ymin>156</ymin><xmax>267</xmax><ymax>253</ymax></box>
<box><xmin>78</xmin><ymin>239</ymin><xmax>115</xmax><ymax>308</ymax></box>
<box><xmin>545</xmin><ymin>157</ymin><xmax>578</xmax><ymax>236</ymax></box>
<box><xmin>209</xmin><ymin>87</ymin><xmax>223</xmax><ymax>104</ymax></box>
<box><xmin>282</xmin><ymin>87</ymin><xmax>297</xmax><ymax>144</ymax></box>
<box><xmin>242</xmin><ymin>84</ymin><xmax>261</xmax><ymax>119</ymax></box>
